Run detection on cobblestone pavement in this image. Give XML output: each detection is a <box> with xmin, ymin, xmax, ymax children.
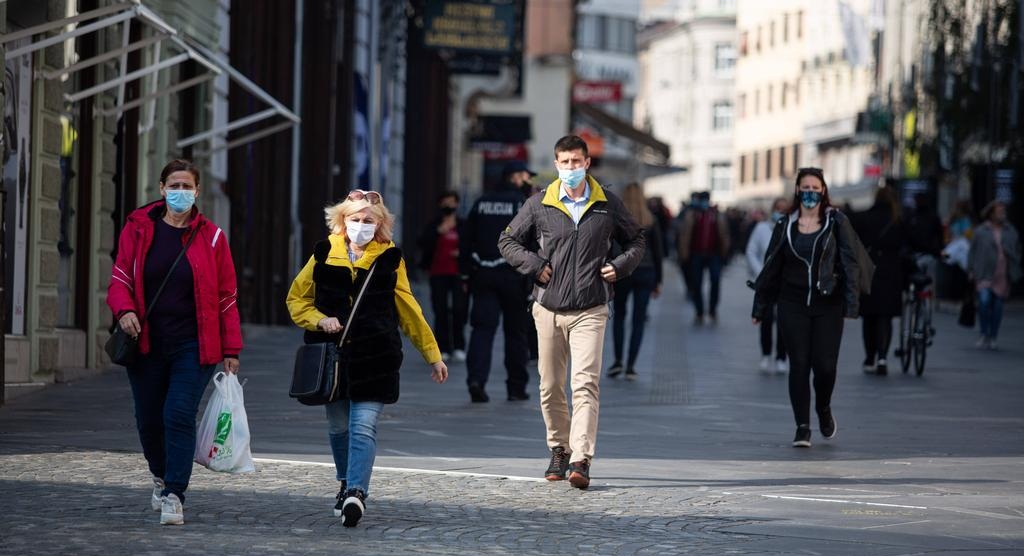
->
<box><xmin>3</xmin><ymin>265</ymin><xmax>1023</xmax><ymax>555</ymax></box>
<box><xmin>0</xmin><ymin>450</ymin><xmax>760</xmax><ymax>555</ymax></box>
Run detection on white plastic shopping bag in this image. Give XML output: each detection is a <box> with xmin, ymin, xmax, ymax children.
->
<box><xmin>194</xmin><ymin>371</ymin><xmax>255</xmax><ymax>473</ymax></box>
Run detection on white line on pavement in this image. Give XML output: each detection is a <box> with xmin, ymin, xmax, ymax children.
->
<box><xmin>253</xmin><ymin>457</ymin><xmax>547</xmax><ymax>483</ymax></box>
<box><xmin>862</xmin><ymin>520</ymin><xmax>932</xmax><ymax>529</ymax></box>
<box><xmin>721</xmin><ymin>491</ymin><xmax>928</xmax><ymax>510</ymax></box>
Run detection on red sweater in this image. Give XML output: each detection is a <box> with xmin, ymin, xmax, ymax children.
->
<box><xmin>107</xmin><ymin>200</ymin><xmax>243</xmax><ymax>365</ymax></box>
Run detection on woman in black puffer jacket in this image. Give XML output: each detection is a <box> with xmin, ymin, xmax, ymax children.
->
<box><xmin>750</xmin><ymin>168</ymin><xmax>867</xmax><ymax>448</ymax></box>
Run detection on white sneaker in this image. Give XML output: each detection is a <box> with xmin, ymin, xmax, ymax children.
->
<box><xmin>151</xmin><ymin>477</ymin><xmax>164</xmax><ymax>511</ymax></box>
<box><xmin>988</xmin><ymin>339</ymin><xmax>998</xmax><ymax>351</ymax></box>
<box><xmin>341</xmin><ymin>493</ymin><xmax>366</xmax><ymax>527</ymax></box>
<box><xmin>452</xmin><ymin>349</ymin><xmax>467</xmax><ymax>363</ymax></box>
<box><xmin>160</xmin><ymin>493</ymin><xmax>184</xmax><ymax>526</ymax></box>
<box><xmin>759</xmin><ymin>356</ymin><xmax>771</xmax><ymax>372</ymax></box>
<box><xmin>975</xmin><ymin>336</ymin><xmax>989</xmax><ymax>349</ymax></box>
<box><xmin>775</xmin><ymin>359</ymin><xmax>788</xmax><ymax>374</ymax></box>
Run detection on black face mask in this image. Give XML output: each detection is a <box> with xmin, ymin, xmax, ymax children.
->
<box><xmin>440</xmin><ymin>206</ymin><xmax>456</xmax><ymax>216</ymax></box>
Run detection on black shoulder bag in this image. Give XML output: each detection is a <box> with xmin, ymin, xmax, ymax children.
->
<box><xmin>105</xmin><ymin>227</ymin><xmax>197</xmax><ymax>367</ymax></box>
<box><xmin>289</xmin><ymin>259</ymin><xmax>379</xmax><ymax>406</ymax></box>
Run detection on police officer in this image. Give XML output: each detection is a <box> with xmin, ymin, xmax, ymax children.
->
<box><xmin>460</xmin><ymin>161</ymin><xmax>534</xmax><ymax>402</ymax></box>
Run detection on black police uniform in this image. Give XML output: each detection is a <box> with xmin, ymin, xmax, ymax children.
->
<box><xmin>460</xmin><ymin>182</ymin><xmax>531</xmax><ymax>400</ymax></box>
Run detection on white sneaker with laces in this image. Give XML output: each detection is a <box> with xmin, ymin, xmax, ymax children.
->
<box><xmin>759</xmin><ymin>356</ymin><xmax>771</xmax><ymax>372</ymax></box>
<box><xmin>160</xmin><ymin>493</ymin><xmax>184</xmax><ymax>525</ymax></box>
<box><xmin>775</xmin><ymin>359</ymin><xmax>788</xmax><ymax>374</ymax></box>
<box><xmin>151</xmin><ymin>477</ymin><xmax>164</xmax><ymax>511</ymax></box>
<box><xmin>452</xmin><ymin>349</ymin><xmax>467</xmax><ymax>363</ymax></box>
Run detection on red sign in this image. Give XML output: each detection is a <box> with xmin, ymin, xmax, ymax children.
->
<box><xmin>572</xmin><ymin>81</ymin><xmax>622</xmax><ymax>104</ymax></box>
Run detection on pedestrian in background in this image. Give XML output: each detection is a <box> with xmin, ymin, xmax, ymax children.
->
<box><xmin>460</xmin><ymin>161</ymin><xmax>534</xmax><ymax>403</ymax></box>
<box><xmin>286</xmin><ymin>189</ymin><xmax>448</xmax><ymax>527</ymax></box>
<box><xmin>852</xmin><ymin>186</ymin><xmax>906</xmax><ymax>375</ymax></box>
<box><xmin>499</xmin><ymin>135</ymin><xmax>645</xmax><ymax>489</ymax></box>
<box><xmin>607</xmin><ymin>182</ymin><xmax>663</xmax><ymax>380</ymax></box>
<box><xmin>107</xmin><ymin>159</ymin><xmax>242</xmax><ymax>526</ymax></box>
<box><xmin>750</xmin><ymin>168</ymin><xmax>865</xmax><ymax>448</ymax></box>
<box><xmin>968</xmin><ymin>200</ymin><xmax>1021</xmax><ymax>350</ymax></box>
<box><xmin>416</xmin><ymin>191</ymin><xmax>468</xmax><ymax>362</ymax></box>
<box><xmin>676</xmin><ymin>191</ymin><xmax>730</xmax><ymax>324</ymax></box>
<box><xmin>745</xmin><ymin>197</ymin><xmax>789</xmax><ymax>374</ymax></box>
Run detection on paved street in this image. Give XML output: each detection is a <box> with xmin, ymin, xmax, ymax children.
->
<box><xmin>2</xmin><ymin>263</ymin><xmax>1023</xmax><ymax>555</ymax></box>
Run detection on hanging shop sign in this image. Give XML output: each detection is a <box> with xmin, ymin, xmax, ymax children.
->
<box><xmin>423</xmin><ymin>1</ymin><xmax>517</xmax><ymax>54</ymax></box>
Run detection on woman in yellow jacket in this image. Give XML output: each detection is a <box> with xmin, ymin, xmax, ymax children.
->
<box><xmin>286</xmin><ymin>190</ymin><xmax>448</xmax><ymax>527</ymax></box>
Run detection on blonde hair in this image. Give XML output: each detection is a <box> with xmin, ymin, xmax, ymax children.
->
<box><xmin>324</xmin><ymin>197</ymin><xmax>395</xmax><ymax>243</ymax></box>
<box><xmin>620</xmin><ymin>182</ymin><xmax>654</xmax><ymax>228</ymax></box>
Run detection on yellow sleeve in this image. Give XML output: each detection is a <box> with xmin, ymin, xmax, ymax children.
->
<box><xmin>394</xmin><ymin>258</ymin><xmax>443</xmax><ymax>364</ymax></box>
<box><xmin>286</xmin><ymin>255</ymin><xmax>327</xmax><ymax>331</ymax></box>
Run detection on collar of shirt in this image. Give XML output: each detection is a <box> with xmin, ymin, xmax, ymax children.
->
<box><xmin>559</xmin><ymin>181</ymin><xmax>590</xmax><ymax>204</ymax></box>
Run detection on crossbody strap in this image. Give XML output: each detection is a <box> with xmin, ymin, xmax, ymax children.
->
<box><xmin>139</xmin><ymin>224</ymin><xmax>199</xmax><ymax>326</ymax></box>
<box><xmin>337</xmin><ymin>259</ymin><xmax>379</xmax><ymax>348</ymax></box>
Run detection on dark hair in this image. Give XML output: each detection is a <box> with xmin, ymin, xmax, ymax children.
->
<box><xmin>160</xmin><ymin>159</ymin><xmax>200</xmax><ymax>184</ymax></box>
<box><xmin>437</xmin><ymin>190</ymin><xmax>459</xmax><ymax>203</ymax></box>
<box><xmin>793</xmin><ymin>167</ymin><xmax>832</xmax><ymax>220</ymax></box>
<box><xmin>553</xmin><ymin>135</ymin><xmax>589</xmax><ymax>158</ymax></box>
<box><xmin>874</xmin><ymin>186</ymin><xmax>901</xmax><ymax>224</ymax></box>
<box><xmin>981</xmin><ymin>200</ymin><xmax>1004</xmax><ymax>221</ymax></box>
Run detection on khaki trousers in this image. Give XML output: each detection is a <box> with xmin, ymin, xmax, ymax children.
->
<box><xmin>532</xmin><ymin>302</ymin><xmax>608</xmax><ymax>462</ymax></box>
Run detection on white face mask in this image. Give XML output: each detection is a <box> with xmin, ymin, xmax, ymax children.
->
<box><xmin>346</xmin><ymin>221</ymin><xmax>377</xmax><ymax>246</ymax></box>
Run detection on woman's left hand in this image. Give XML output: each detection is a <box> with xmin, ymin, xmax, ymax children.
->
<box><xmin>224</xmin><ymin>357</ymin><xmax>240</xmax><ymax>374</ymax></box>
<box><xmin>431</xmin><ymin>361</ymin><xmax>448</xmax><ymax>384</ymax></box>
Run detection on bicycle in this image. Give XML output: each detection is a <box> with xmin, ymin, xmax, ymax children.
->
<box><xmin>896</xmin><ymin>270</ymin><xmax>935</xmax><ymax>376</ymax></box>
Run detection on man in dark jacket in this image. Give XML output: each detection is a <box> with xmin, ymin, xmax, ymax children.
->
<box><xmin>498</xmin><ymin>135</ymin><xmax>645</xmax><ymax>490</ymax></box>
<box><xmin>460</xmin><ymin>161</ymin><xmax>535</xmax><ymax>403</ymax></box>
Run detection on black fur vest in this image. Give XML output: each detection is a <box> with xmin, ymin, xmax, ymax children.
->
<box><xmin>305</xmin><ymin>242</ymin><xmax>404</xmax><ymax>404</ymax></box>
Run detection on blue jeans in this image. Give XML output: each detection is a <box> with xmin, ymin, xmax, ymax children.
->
<box><xmin>612</xmin><ymin>266</ymin><xmax>657</xmax><ymax>366</ymax></box>
<box><xmin>326</xmin><ymin>399</ymin><xmax>384</xmax><ymax>495</ymax></box>
<box><xmin>977</xmin><ymin>288</ymin><xmax>1005</xmax><ymax>340</ymax></box>
<box><xmin>127</xmin><ymin>339</ymin><xmax>216</xmax><ymax>503</ymax></box>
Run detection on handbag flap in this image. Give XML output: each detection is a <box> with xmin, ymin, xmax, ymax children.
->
<box><xmin>290</xmin><ymin>343</ymin><xmax>329</xmax><ymax>397</ymax></box>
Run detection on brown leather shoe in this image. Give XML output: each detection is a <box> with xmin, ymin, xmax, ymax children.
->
<box><xmin>568</xmin><ymin>459</ymin><xmax>590</xmax><ymax>489</ymax></box>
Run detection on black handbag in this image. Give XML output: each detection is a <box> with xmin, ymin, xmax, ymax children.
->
<box><xmin>289</xmin><ymin>258</ymin><xmax>379</xmax><ymax>405</ymax></box>
<box><xmin>958</xmin><ymin>287</ymin><xmax>977</xmax><ymax>328</ymax></box>
<box><xmin>105</xmin><ymin>227</ymin><xmax>197</xmax><ymax>366</ymax></box>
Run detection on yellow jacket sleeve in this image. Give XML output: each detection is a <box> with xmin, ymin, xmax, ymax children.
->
<box><xmin>286</xmin><ymin>255</ymin><xmax>327</xmax><ymax>331</ymax></box>
<box><xmin>394</xmin><ymin>258</ymin><xmax>442</xmax><ymax>364</ymax></box>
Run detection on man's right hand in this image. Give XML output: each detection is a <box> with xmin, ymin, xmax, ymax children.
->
<box><xmin>119</xmin><ymin>311</ymin><xmax>142</xmax><ymax>338</ymax></box>
<box><xmin>538</xmin><ymin>265</ymin><xmax>552</xmax><ymax>285</ymax></box>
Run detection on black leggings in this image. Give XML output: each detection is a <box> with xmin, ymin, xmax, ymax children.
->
<box><xmin>861</xmin><ymin>315</ymin><xmax>892</xmax><ymax>363</ymax></box>
<box><xmin>759</xmin><ymin>303</ymin><xmax>787</xmax><ymax>359</ymax></box>
<box><xmin>778</xmin><ymin>300</ymin><xmax>844</xmax><ymax>427</ymax></box>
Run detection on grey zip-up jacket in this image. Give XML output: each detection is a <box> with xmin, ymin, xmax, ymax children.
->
<box><xmin>498</xmin><ymin>176</ymin><xmax>646</xmax><ymax>311</ymax></box>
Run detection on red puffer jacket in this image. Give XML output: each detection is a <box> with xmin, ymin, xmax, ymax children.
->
<box><xmin>106</xmin><ymin>200</ymin><xmax>243</xmax><ymax>365</ymax></box>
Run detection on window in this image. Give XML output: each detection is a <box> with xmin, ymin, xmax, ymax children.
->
<box><xmin>779</xmin><ymin>146</ymin><xmax>787</xmax><ymax>176</ymax></box>
<box><xmin>755</xmin><ymin>26</ymin><xmax>761</xmax><ymax>52</ymax></box>
<box><xmin>794</xmin><ymin>80</ymin><xmax>801</xmax><ymax>105</ymax></box>
<box><xmin>606</xmin><ymin>16</ymin><xmax>623</xmax><ymax>52</ymax></box>
<box><xmin>739</xmin><ymin>31</ymin><xmax>748</xmax><ymax>56</ymax></box>
<box><xmin>577</xmin><ymin>14</ymin><xmax>603</xmax><ymax>49</ymax></box>
<box><xmin>754</xmin><ymin>89</ymin><xmax>760</xmax><ymax>115</ymax></box>
<box><xmin>767</xmin><ymin>84</ymin><xmax>773</xmax><ymax>112</ymax></box>
<box><xmin>719</xmin><ymin>0</ymin><xmax>736</xmax><ymax>9</ymax></box>
<box><xmin>797</xmin><ymin>11</ymin><xmax>804</xmax><ymax>39</ymax></box>
<box><xmin>780</xmin><ymin>83</ymin><xmax>787</xmax><ymax>109</ymax></box>
<box><xmin>739</xmin><ymin>154</ymin><xmax>747</xmax><ymax>183</ymax></box>
<box><xmin>753</xmin><ymin>152</ymin><xmax>760</xmax><ymax>181</ymax></box>
<box><xmin>783</xmin><ymin>13</ymin><xmax>789</xmax><ymax>42</ymax></box>
<box><xmin>765</xmin><ymin>148</ymin><xmax>774</xmax><ymax>180</ymax></box>
<box><xmin>737</xmin><ymin>93</ymin><xmax>746</xmax><ymax>118</ymax></box>
<box><xmin>793</xmin><ymin>143</ymin><xmax>801</xmax><ymax>170</ymax></box>
<box><xmin>714</xmin><ymin>43</ymin><xmax>736</xmax><ymax>77</ymax></box>
<box><xmin>712</xmin><ymin>101</ymin><xmax>733</xmax><ymax>130</ymax></box>
<box><xmin>770</xmin><ymin>21</ymin><xmax>775</xmax><ymax>48</ymax></box>
<box><xmin>710</xmin><ymin>163</ymin><xmax>732</xmax><ymax>192</ymax></box>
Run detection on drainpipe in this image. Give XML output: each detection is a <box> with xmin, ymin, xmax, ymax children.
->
<box><xmin>290</xmin><ymin>0</ymin><xmax>304</xmax><ymax>273</ymax></box>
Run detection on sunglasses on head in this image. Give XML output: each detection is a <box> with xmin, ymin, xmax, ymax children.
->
<box><xmin>347</xmin><ymin>189</ymin><xmax>383</xmax><ymax>204</ymax></box>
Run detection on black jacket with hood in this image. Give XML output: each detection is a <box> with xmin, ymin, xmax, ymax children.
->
<box><xmin>750</xmin><ymin>208</ymin><xmax>870</xmax><ymax>320</ymax></box>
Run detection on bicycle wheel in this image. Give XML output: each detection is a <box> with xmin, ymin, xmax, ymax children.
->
<box><xmin>899</xmin><ymin>299</ymin><xmax>914</xmax><ymax>373</ymax></box>
<box><xmin>914</xmin><ymin>300</ymin><xmax>927</xmax><ymax>376</ymax></box>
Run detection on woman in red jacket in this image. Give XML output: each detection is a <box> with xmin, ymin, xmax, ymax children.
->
<box><xmin>107</xmin><ymin>159</ymin><xmax>243</xmax><ymax>526</ymax></box>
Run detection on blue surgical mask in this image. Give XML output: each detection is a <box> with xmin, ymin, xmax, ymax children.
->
<box><xmin>800</xmin><ymin>190</ymin><xmax>821</xmax><ymax>209</ymax></box>
<box><xmin>165</xmin><ymin>190</ymin><xmax>196</xmax><ymax>214</ymax></box>
<box><xmin>558</xmin><ymin>167</ymin><xmax>586</xmax><ymax>188</ymax></box>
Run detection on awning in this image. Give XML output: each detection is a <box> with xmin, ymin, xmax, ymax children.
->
<box><xmin>1</xmin><ymin>1</ymin><xmax>298</xmax><ymax>155</ymax></box>
<box><xmin>573</xmin><ymin>102</ymin><xmax>670</xmax><ymax>163</ymax></box>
